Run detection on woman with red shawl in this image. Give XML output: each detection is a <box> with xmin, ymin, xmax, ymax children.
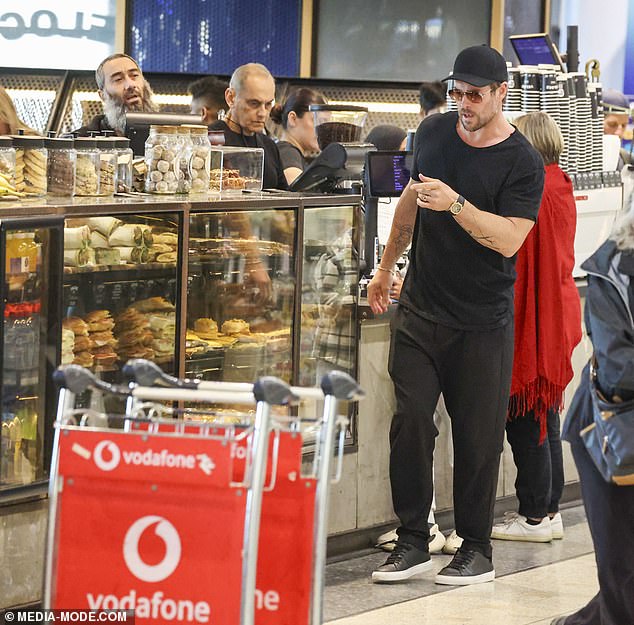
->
<box><xmin>491</xmin><ymin>112</ymin><xmax>582</xmax><ymax>542</ymax></box>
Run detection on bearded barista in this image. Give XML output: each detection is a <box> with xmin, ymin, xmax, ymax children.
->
<box><xmin>208</xmin><ymin>63</ymin><xmax>288</xmax><ymax>190</ymax></box>
<box><xmin>74</xmin><ymin>53</ymin><xmax>157</xmax><ymax>136</ymax></box>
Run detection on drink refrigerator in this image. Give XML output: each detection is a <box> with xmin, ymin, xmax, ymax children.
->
<box><xmin>0</xmin><ymin>217</ymin><xmax>63</xmax><ymax>494</ymax></box>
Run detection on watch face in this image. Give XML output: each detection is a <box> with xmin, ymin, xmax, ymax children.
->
<box><xmin>450</xmin><ymin>202</ymin><xmax>462</xmax><ymax>215</ymax></box>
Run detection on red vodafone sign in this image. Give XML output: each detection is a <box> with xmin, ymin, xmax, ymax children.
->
<box><xmin>57</xmin><ymin>429</ymin><xmax>229</xmax><ymax>486</ymax></box>
<box><xmin>50</xmin><ymin>428</ymin><xmax>317</xmax><ymax>624</ymax></box>
<box><xmin>52</xmin><ymin>429</ymin><xmax>244</xmax><ymax>623</ymax></box>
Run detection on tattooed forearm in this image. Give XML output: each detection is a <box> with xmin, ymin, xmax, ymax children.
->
<box><xmin>465</xmin><ymin>227</ymin><xmax>498</xmax><ymax>248</ymax></box>
<box><xmin>393</xmin><ymin>223</ymin><xmax>414</xmax><ymax>251</ymax></box>
<box><xmin>454</xmin><ymin>204</ymin><xmax>533</xmax><ymax>258</ymax></box>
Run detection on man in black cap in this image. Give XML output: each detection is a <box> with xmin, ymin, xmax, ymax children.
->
<box><xmin>368</xmin><ymin>44</ymin><xmax>544</xmax><ymax>585</ymax></box>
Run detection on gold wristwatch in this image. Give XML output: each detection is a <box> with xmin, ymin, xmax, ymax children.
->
<box><xmin>448</xmin><ymin>195</ymin><xmax>466</xmax><ymax>216</ymax></box>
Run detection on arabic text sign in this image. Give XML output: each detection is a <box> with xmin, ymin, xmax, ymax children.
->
<box><xmin>0</xmin><ymin>1</ymin><xmax>115</xmax><ymax>70</ymax></box>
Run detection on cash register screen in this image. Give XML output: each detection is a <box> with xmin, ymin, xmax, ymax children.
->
<box><xmin>366</xmin><ymin>151</ymin><xmax>413</xmax><ymax>197</ymax></box>
<box><xmin>509</xmin><ymin>33</ymin><xmax>564</xmax><ymax>70</ymax></box>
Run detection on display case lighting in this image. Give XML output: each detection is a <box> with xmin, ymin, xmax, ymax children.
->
<box><xmin>73</xmin><ymin>92</ymin><xmax>191</xmax><ymax>106</ymax></box>
<box><xmin>329</xmin><ymin>100</ymin><xmax>419</xmax><ymax>114</ymax></box>
<box><xmin>7</xmin><ymin>88</ymin><xmax>57</xmax><ymax>99</ymax></box>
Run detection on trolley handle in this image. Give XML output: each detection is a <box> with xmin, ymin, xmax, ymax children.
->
<box><xmin>253</xmin><ymin>376</ymin><xmax>299</xmax><ymax>406</ymax></box>
<box><xmin>123</xmin><ymin>358</ymin><xmax>254</xmax><ymax>393</ymax></box>
<box><xmin>122</xmin><ymin>359</ymin><xmax>365</xmax><ymax>404</ymax></box>
<box><xmin>320</xmin><ymin>370</ymin><xmax>365</xmax><ymax>402</ymax></box>
<box><xmin>53</xmin><ymin>365</ymin><xmax>130</xmax><ymax>397</ymax></box>
<box><xmin>122</xmin><ymin>358</ymin><xmax>198</xmax><ymax>389</ymax></box>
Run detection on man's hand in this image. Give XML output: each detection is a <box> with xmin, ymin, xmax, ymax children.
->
<box><xmin>368</xmin><ymin>269</ymin><xmax>394</xmax><ymax>314</ymax></box>
<box><xmin>389</xmin><ymin>273</ymin><xmax>404</xmax><ymax>300</ymax></box>
<box><xmin>411</xmin><ymin>174</ymin><xmax>457</xmax><ymax>212</ymax></box>
<box><xmin>245</xmin><ymin>261</ymin><xmax>272</xmax><ymax>303</ymax></box>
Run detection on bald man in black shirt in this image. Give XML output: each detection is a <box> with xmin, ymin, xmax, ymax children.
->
<box><xmin>209</xmin><ymin>63</ymin><xmax>288</xmax><ymax>190</ymax></box>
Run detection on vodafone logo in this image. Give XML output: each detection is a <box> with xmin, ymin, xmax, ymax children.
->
<box><xmin>123</xmin><ymin>516</ymin><xmax>182</xmax><ymax>583</ymax></box>
<box><xmin>93</xmin><ymin>440</ymin><xmax>121</xmax><ymax>471</ymax></box>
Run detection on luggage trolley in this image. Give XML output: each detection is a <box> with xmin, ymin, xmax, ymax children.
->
<box><xmin>44</xmin><ymin>364</ymin><xmax>297</xmax><ymax>625</ymax></box>
<box><xmin>122</xmin><ymin>359</ymin><xmax>365</xmax><ymax>625</ymax></box>
<box><xmin>45</xmin><ymin>360</ymin><xmax>363</xmax><ymax>625</ymax></box>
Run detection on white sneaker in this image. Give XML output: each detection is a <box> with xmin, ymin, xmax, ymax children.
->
<box><xmin>375</xmin><ymin>523</ymin><xmax>446</xmax><ymax>554</ymax></box>
<box><xmin>428</xmin><ymin>524</ymin><xmax>446</xmax><ymax>554</ymax></box>
<box><xmin>442</xmin><ymin>530</ymin><xmax>463</xmax><ymax>555</ymax></box>
<box><xmin>375</xmin><ymin>529</ymin><xmax>398</xmax><ymax>552</ymax></box>
<box><xmin>550</xmin><ymin>512</ymin><xmax>564</xmax><ymax>539</ymax></box>
<box><xmin>491</xmin><ymin>512</ymin><xmax>553</xmax><ymax>542</ymax></box>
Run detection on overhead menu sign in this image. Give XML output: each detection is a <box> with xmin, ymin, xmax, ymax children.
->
<box><xmin>0</xmin><ymin>0</ymin><xmax>116</xmax><ymax>70</ymax></box>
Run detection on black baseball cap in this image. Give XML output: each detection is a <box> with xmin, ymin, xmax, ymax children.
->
<box><xmin>443</xmin><ymin>44</ymin><xmax>508</xmax><ymax>87</ymax></box>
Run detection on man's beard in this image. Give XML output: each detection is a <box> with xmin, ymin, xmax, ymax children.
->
<box><xmin>103</xmin><ymin>79</ymin><xmax>158</xmax><ymax>134</ymax></box>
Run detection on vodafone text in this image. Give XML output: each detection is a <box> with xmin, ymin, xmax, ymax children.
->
<box><xmin>121</xmin><ymin>449</ymin><xmax>214</xmax><ymax>473</ymax></box>
<box><xmin>92</xmin><ymin>439</ymin><xmax>215</xmax><ymax>476</ymax></box>
<box><xmin>86</xmin><ymin>589</ymin><xmax>280</xmax><ymax>623</ymax></box>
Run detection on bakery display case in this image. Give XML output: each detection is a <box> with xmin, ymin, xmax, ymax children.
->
<box><xmin>62</xmin><ymin>210</ymin><xmax>182</xmax><ymax>383</ymax></box>
<box><xmin>0</xmin><ymin>217</ymin><xmax>62</xmax><ymax>492</ymax></box>
<box><xmin>186</xmin><ymin>196</ymin><xmax>361</xmax><ymax>388</ymax></box>
<box><xmin>298</xmin><ymin>203</ymin><xmax>359</xmax><ymax>387</ymax></box>
<box><xmin>0</xmin><ymin>192</ymin><xmax>361</xmax><ymax>498</ymax></box>
<box><xmin>187</xmin><ymin>205</ymin><xmax>295</xmax><ymax>382</ymax></box>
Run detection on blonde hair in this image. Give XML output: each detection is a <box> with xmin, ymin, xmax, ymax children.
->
<box><xmin>0</xmin><ymin>86</ymin><xmax>37</xmax><ymax>135</ymax></box>
<box><xmin>514</xmin><ymin>111</ymin><xmax>564</xmax><ymax>165</ymax></box>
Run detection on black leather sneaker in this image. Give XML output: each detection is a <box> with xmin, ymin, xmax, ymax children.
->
<box><xmin>435</xmin><ymin>547</ymin><xmax>495</xmax><ymax>585</ymax></box>
<box><xmin>371</xmin><ymin>541</ymin><xmax>432</xmax><ymax>583</ymax></box>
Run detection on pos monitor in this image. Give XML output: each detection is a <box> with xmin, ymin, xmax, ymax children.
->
<box><xmin>366</xmin><ymin>151</ymin><xmax>413</xmax><ymax>198</ymax></box>
<box><xmin>508</xmin><ymin>33</ymin><xmax>565</xmax><ymax>70</ymax></box>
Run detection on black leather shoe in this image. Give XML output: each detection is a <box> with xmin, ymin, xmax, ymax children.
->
<box><xmin>371</xmin><ymin>541</ymin><xmax>432</xmax><ymax>583</ymax></box>
<box><xmin>435</xmin><ymin>547</ymin><xmax>495</xmax><ymax>585</ymax></box>
<box><xmin>550</xmin><ymin>618</ymin><xmax>568</xmax><ymax>625</ymax></box>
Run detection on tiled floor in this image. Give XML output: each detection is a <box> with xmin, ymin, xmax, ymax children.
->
<box><xmin>324</xmin><ymin>505</ymin><xmax>598</xmax><ymax>625</ymax></box>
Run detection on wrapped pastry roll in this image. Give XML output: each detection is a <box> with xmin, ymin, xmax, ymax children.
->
<box><xmin>90</xmin><ymin>231</ymin><xmax>109</xmax><ymax>248</ymax></box>
<box><xmin>87</xmin><ymin>216</ymin><xmax>123</xmax><ymax>236</ymax></box>
<box><xmin>64</xmin><ymin>225</ymin><xmax>91</xmax><ymax>249</ymax></box>
<box><xmin>142</xmin><ymin>228</ymin><xmax>153</xmax><ymax>247</ymax></box>
<box><xmin>146</xmin><ymin>243</ymin><xmax>174</xmax><ymax>260</ymax></box>
<box><xmin>152</xmin><ymin>232</ymin><xmax>178</xmax><ymax>246</ymax></box>
<box><xmin>95</xmin><ymin>248</ymin><xmax>121</xmax><ymax>265</ymax></box>
<box><xmin>156</xmin><ymin>251</ymin><xmax>177</xmax><ymax>263</ymax></box>
<box><xmin>64</xmin><ymin>247</ymin><xmax>96</xmax><ymax>267</ymax></box>
<box><xmin>108</xmin><ymin>224</ymin><xmax>152</xmax><ymax>247</ymax></box>
<box><xmin>113</xmin><ymin>246</ymin><xmax>149</xmax><ymax>264</ymax></box>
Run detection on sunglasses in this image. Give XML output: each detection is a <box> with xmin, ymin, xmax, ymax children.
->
<box><xmin>448</xmin><ymin>88</ymin><xmax>494</xmax><ymax>104</ymax></box>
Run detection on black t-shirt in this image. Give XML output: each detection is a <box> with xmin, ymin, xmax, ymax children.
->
<box><xmin>277</xmin><ymin>141</ymin><xmax>307</xmax><ymax>172</ymax></box>
<box><xmin>402</xmin><ymin>111</ymin><xmax>544</xmax><ymax>330</ymax></box>
<box><xmin>208</xmin><ymin>120</ymin><xmax>288</xmax><ymax>190</ymax></box>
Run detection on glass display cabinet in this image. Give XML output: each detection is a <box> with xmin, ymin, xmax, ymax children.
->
<box><xmin>187</xmin><ymin>206</ymin><xmax>296</xmax><ymax>383</ymax></box>
<box><xmin>187</xmin><ymin>197</ymin><xmax>361</xmax><ymax>388</ymax></box>
<box><xmin>0</xmin><ymin>193</ymin><xmax>361</xmax><ymax>498</ymax></box>
<box><xmin>299</xmin><ymin>204</ymin><xmax>359</xmax><ymax>388</ymax></box>
<box><xmin>61</xmin><ymin>211</ymin><xmax>182</xmax><ymax>386</ymax></box>
<box><xmin>0</xmin><ymin>217</ymin><xmax>62</xmax><ymax>492</ymax></box>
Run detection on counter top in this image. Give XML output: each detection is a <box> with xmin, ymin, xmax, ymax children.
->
<box><xmin>0</xmin><ymin>190</ymin><xmax>362</xmax><ymax>213</ymax></box>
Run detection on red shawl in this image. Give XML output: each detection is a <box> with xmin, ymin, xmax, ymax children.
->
<box><xmin>508</xmin><ymin>163</ymin><xmax>582</xmax><ymax>442</ymax></box>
